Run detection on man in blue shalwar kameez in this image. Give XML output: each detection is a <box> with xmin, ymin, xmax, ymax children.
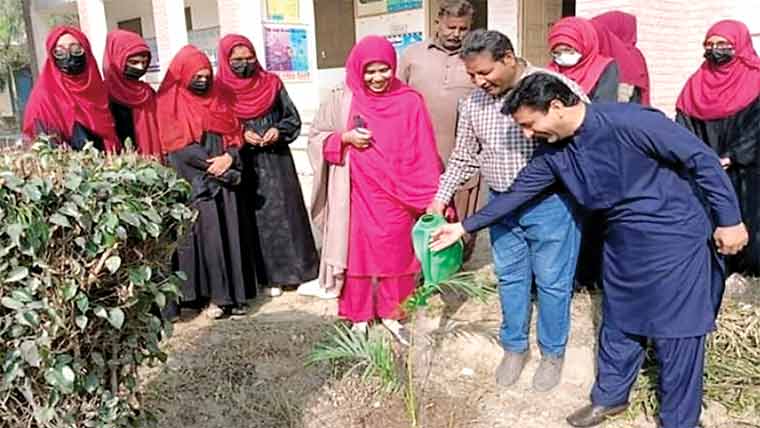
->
<box><xmin>430</xmin><ymin>73</ymin><xmax>749</xmax><ymax>428</ymax></box>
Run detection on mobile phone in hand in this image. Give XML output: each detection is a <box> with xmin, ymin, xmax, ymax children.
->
<box><xmin>353</xmin><ymin>115</ymin><xmax>370</xmax><ymax>136</ymax></box>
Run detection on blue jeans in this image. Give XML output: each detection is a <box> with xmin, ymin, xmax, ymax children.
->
<box><xmin>489</xmin><ymin>192</ymin><xmax>580</xmax><ymax>357</ymax></box>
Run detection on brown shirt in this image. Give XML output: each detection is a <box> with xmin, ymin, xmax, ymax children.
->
<box><xmin>398</xmin><ymin>39</ymin><xmax>475</xmax><ymax>164</ymax></box>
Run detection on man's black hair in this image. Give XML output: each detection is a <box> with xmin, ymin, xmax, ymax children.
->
<box><xmin>460</xmin><ymin>29</ymin><xmax>514</xmax><ymax>61</ymax></box>
<box><xmin>502</xmin><ymin>72</ymin><xmax>582</xmax><ymax>116</ymax></box>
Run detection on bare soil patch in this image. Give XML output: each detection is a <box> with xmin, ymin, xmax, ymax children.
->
<box><xmin>141</xmin><ymin>238</ymin><xmax>759</xmax><ymax>428</ymax></box>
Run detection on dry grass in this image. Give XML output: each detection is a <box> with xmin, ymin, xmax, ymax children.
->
<box><xmin>141</xmin><ymin>310</ymin><xmax>334</xmax><ymax>428</ymax></box>
<box><xmin>137</xmin><ymin>244</ymin><xmax>760</xmax><ymax>428</ymax></box>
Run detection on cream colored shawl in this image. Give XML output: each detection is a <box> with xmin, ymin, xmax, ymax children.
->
<box><xmin>308</xmin><ymin>87</ymin><xmax>352</xmax><ymax>293</ymax></box>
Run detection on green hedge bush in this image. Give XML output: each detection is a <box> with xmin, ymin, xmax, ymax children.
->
<box><xmin>0</xmin><ymin>144</ymin><xmax>193</xmax><ymax>427</ymax></box>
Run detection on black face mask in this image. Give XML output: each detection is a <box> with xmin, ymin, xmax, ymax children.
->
<box><xmin>124</xmin><ymin>65</ymin><xmax>147</xmax><ymax>80</ymax></box>
<box><xmin>230</xmin><ymin>62</ymin><xmax>255</xmax><ymax>78</ymax></box>
<box><xmin>189</xmin><ymin>79</ymin><xmax>210</xmax><ymax>95</ymax></box>
<box><xmin>55</xmin><ymin>54</ymin><xmax>87</xmax><ymax>75</ymax></box>
<box><xmin>704</xmin><ymin>48</ymin><xmax>734</xmax><ymax>66</ymax></box>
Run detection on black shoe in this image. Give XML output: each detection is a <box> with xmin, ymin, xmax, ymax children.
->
<box><xmin>566</xmin><ymin>403</ymin><xmax>629</xmax><ymax>427</ymax></box>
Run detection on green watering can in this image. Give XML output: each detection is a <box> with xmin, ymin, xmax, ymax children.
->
<box><xmin>412</xmin><ymin>214</ymin><xmax>464</xmax><ymax>286</ymax></box>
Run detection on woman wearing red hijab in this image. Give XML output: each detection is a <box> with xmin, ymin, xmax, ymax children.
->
<box><xmin>23</xmin><ymin>26</ymin><xmax>119</xmax><ymax>152</ymax></box>
<box><xmin>547</xmin><ymin>17</ymin><xmax>619</xmax><ymax>103</ymax></box>
<box><xmin>215</xmin><ymin>34</ymin><xmax>319</xmax><ymax>299</ymax></box>
<box><xmin>157</xmin><ymin>45</ymin><xmax>253</xmax><ymax>319</ymax></box>
<box><xmin>677</xmin><ymin>20</ymin><xmax>760</xmax><ymax>278</ymax></box>
<box><xmin>103</xmin><ymin>30</ymin><xmax>161</xmax><ymax>156</ymax></box>
<box><xmin>548</xmin><ymin>16</ymin><xmax>620</xmax><ymax>291</ymax></box>
<box><xmin>591</xmin><ymin>11</ymin><xmax>650</xmax><ymax>105</ymax></box>
<box><xmin>308</xmin><ymin>36</ymin><xmax>443</xmax><ymax>343</ymax></box>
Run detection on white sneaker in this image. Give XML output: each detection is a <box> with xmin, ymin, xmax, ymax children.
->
<box><xmin>296</xmin><ymin>279</ymin><xmax>338</xmax><ymax>299</ymax></box>
<box><xmin>203</xmin><ymin>303</ymin><xmax>224</xmax><ymax>319</ymax></box>
<box><xmin>263</xmin><ymin>287</ymin><xmax>283</xmax><ymax>297</ymax></box>
<box><xmin>351</xmin><ymin>321</ymin><xmax>368</xmax><ymax>336</ymax></box>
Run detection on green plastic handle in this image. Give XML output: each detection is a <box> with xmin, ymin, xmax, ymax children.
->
<box><xmin>411</xmin><ymin>214</ymin><xmax>464</xmax><ymax>286</ymax></box>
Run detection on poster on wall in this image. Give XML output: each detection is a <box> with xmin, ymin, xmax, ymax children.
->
<box><xmin>356</xmin><ymin>0</ymin><xmax>387</xmax><ymax>17</ymax></box>
<box><xmin>386</xmin><ymin>31</ymin><xmax>423</xmax><ymax>56</ymax></box>
<box><xmin>264</xmin><ymin>26</ymin><xmax>310</xmax><ymax>81</ymax></box>
<box><xmin>266</xmin><ymin>0</ymin><xmax>299</xmax><ymax>22</ymax></box>
<box><xmin>355</xmin><ymin>0</ymin><xmax>421</xmax><ymax>17</ymax></box>
<box><xmin>386</xmin><ymin>0</ymin><xmax>422</xmax><ymax>13</ymax></box>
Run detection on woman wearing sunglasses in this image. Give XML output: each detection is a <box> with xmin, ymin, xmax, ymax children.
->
<box><xmin>23</xmin><ymin>26</ymin><xmax>119</xmax><ymax>152</ymax></box>
<box><xmin>215</xmin><ymin>34</ymin><xmax>320</xmax><ymax>299</ymax></box>
<box><xmin>677</xmin><ymin>20</ymin><xmax>760</xmax><ymax>282</ymax></box>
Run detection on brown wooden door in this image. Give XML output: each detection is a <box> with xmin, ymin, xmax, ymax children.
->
<box><xmin>471</xmin><ymin>0</ymin><xmax>487</xmax><ymax>30</ymax></box>
<box><xmin>314</xmin><ymin>0</ymin><xmax>356</xmax><ymax>69</ymax></box>
<box><xmin>520</xmin><ymin>0</ymin><xmax>562</xmax><ymax>67</ymax></box>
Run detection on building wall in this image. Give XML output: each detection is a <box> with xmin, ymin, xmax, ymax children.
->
<box><xmin>105</xmin><ymin>0</ymin><xmax>319</xmax><ymax>116</ymax></box>
<box><xmin>42</xmin><ymin>1</ymin><xmax>760</xmax><ymax>121</ymax></box>
<box><xmin>489</xmin><ymin>0</ymin><xmax>520</xmax><ymax>53</ymax></box>
<box><xmin>314</xmin><ymin>1</ymin><xmax>523</xmax><ymax>104</ymax></box>
<box><xmin>185</xmin><ymin>0</ymin><xmax>220</xmax><ymax>29</ymax></box>
<box><xmin>30</xmin><ymin>0</ymin><xmax>79</xmax><ymax>74</ymax></box>
<box><xmin>281</xmin><ymin>0</ymin><xmax>320</xmax><ymax>118</ymax></box>
<box><xmin>576</xmin><ymin>0</ymin><xmax>759</xmax><ymax>116</ymax></box>
<box><xmin>105</xmin><ymin>0</ymin><xmax>220</xmax><ymax>39</ymax></box>
<box><xmin>105</xmin><ymin>0</ymin><xmax>156</xmax><ymax>36</ymax></box>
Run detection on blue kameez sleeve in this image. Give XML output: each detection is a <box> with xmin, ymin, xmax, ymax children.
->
<box><xmin>623</xmin><ymin>110</ymin><xmax>742</xmax><ymax>227</ymax></box>
<box><xmin>462</xmin><ymin>147</ymin><xmax>558</xmax><ymax>233</ymax></box>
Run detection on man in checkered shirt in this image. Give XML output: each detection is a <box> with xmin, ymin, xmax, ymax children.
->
<box><xmin>427</xmin><ymin>30</ymin><xmax>589</xmax><ymax>392</ymax></box>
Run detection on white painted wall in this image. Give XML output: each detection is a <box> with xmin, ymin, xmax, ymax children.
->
<box><xmin>185</xmin><ymin>0</ymin><xmax>219</xmax><ymax>29</ymax></box>
<box><xmin>104</xmin><ymin>0</ymin><xmax>156</xmax><ymax>36</ymax></box>
<box><xmin>740</xmin><ymin>3</ymin><xmax>760</xmax><ymax>51</ymax></box>
<box><xmin>316</xmin><ymin>67</ymin><xmax>346</xmax><ymax>101</ymax></box>
<box><xmin>30</xmin><ymin>0</ymin><xmax>79</xmax><ymax>73</ymax></box>
<box><xmin>489</xmin><ymin>0</ymin><xmax>520</xmax><ymax>54</ymax></box>
<box><xmin>104</xmin><ymin>0</ymin><xmax>221</xmax><ymax>39</ymax></box>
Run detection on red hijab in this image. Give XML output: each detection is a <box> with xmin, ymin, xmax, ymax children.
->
<box><xmin>547</xmin><ymin>17</ymin><xmax>614</xmax><ymax>95</ymax></box>
<box><xmin>22</xmin><ymin>26</ymin><xmax>119</xmax><ymax>151</ymax></box>
<box><xmin>592</xmin><ymin>11</ymin><xmax>651</xmax><ymax>105</ymax></box>
<box><xmin>344</xmin><ymin>36</ymin><xmax>442</xmax><ymax>210</ymax></box>
<box><xmin>215</xmin><ymin>34</ymin><xmax>283</xmax><ymax>119</ymax></box>
<box><xmin>156</xmin><ymin>45</ymin><xmax>242</xmax><ymax>154</ymax></box>
<box><xmin>676</xmin><ymin>20</ymin><xmax>760</xmax><ymax>120</ymax></box>
<box><xmin>593</xmin><ymin>11</ymin><xmax>637</xmax><ymax>46</ymax></box>
<box><xmin>103</xmin><ymin>30</ymin><xmax>161</xmax><ymax>156</ymax></box>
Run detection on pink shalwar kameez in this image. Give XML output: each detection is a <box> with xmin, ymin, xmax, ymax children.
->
<box><xmin>323</xmin><ymin>36</ymin><xmax>443</xmax><ymax>322</ymax></box>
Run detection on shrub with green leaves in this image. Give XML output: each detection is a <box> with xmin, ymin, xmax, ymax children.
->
<box><xmin>0</xmin><ymin>144</ymin><xmax>194</xmax><ymax>427</ymax></box>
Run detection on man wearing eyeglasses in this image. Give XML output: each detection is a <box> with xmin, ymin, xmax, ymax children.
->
<box><xmin>431</xmin><ymin>72</ymin><xmax>748</xmax><ymax>428</ymax></box>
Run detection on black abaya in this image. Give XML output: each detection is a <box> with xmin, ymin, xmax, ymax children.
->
<box><xmin>239</xmin><ymin>87</ymin><xmax>319</xmax><ymax>286</ymax></box>
<box><xmin>169</xmin><ymin>133</ymin><xmax>255</xmax><ymax>307</ymax></box>
<box><xmin>677</xmin><ymin>96</ymin><xmax>760</xmax><ymax>276</ymax></box>
<box><xmin>110</xmin><ymin>101</ymin><xmax>136</xmax><ymax>147</ymax></box>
